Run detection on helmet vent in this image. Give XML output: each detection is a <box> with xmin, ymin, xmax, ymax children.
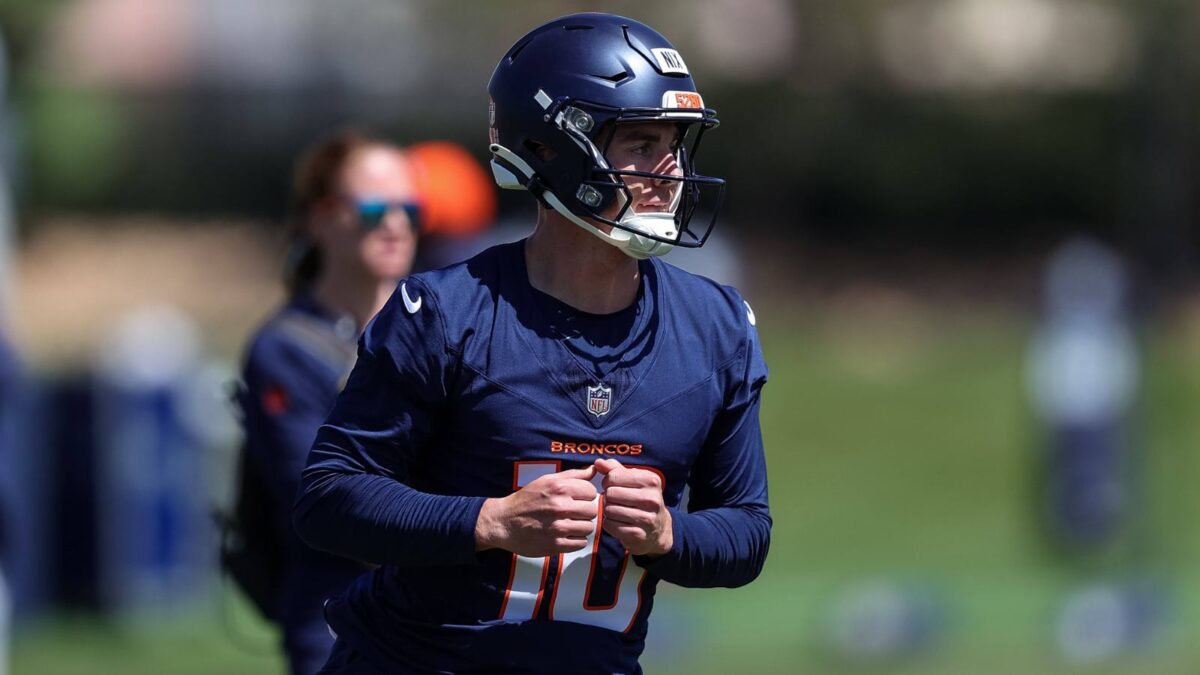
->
<box><xmin>595</xmin><ymin>70</ymin><xmax>630</xmax><ymax>84</ymax></box>
<box><xmin>563</xmin><ymin>25</ymin><xmax>594</xmax><ymax>31</ymax></box>
<box><xmin>508</xmin><ymin>37</ymin><xmax>532</xmax><ymax>63</ymax></box>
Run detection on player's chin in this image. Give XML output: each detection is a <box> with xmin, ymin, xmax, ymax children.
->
<box><xmin>364</xmin><ymin>252</ymin><xmax>414</xmax><ymax>280</ymax></box>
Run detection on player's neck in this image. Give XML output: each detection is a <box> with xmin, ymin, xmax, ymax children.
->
<box><xmin>525</xmin><ymin>211</ymin><xmax>640</xmax><ymax>315</ymax></box>
<box><xmin>310</xmin><ymin>265</ymin><xmax>396</xmax><ymax>330</ymax></box>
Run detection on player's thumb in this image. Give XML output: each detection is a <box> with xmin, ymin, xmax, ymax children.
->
<box><xmin>558</xmin><ymin>465</ymin><xmax>597</xmax><ymax>481</ymax></box>
<box><xmin>593</xmin><ymin>458</ymin><xmax>624</xmax><ymax>474</ymax></box>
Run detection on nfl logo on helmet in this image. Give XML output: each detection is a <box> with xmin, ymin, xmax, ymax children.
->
<box><xmin>587</xmin><ymin>383</ymin><xmax>612</xmax><ymax>417</ymax></box>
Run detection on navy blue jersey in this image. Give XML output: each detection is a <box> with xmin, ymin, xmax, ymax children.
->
<box><xmin>295</xmin><ymin>241</ymin><xmax>770</xmax><ymax>674</ymax></box>
<box><xmin>243</xmin><ymin>294</ymin><xmax>360</xmax><ymax>514</ymax></box>
<box><xmin>241</xmin><ymin>294</ymin><xmax>369</xmax><ymax>675</ymax></box>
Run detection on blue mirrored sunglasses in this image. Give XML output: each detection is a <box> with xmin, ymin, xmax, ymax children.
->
<box><xmin>351</xmin><ymin>199</ymin><xmax>422</xmax><ymax>231</ymax></box>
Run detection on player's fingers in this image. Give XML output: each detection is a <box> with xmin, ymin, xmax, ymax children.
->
<box><xmin>600</xmin><ymin>466</ymin><xmax>662</xmax><ymax>490</ymax></box>
<box><xmin>542</xmin><ymin>472</ymin><xmax>597</xmax><ymax>500</ymax></box>
<box><xmin>553</xmin><ymin>536</ymin><xmax>590</xmax><ymax>553</ymax></box>
<box><xmin>557</xmin><ymin>477</ymin><xmax>599</xmax><ymax>501</ymax></box>
<box><xmin>602</xmin><ymin>522</ymin><xmax>648</xmax><ymax>545</ymax></box>
<box><xmin>603</xmin><ymin>504</ymin><xmax>656</xmax><ymax>529</ymax></box>
<box><xmin>556</xmin><ymin>498</ymin><xmax>600</xmax><ymax>521</ymax></box>
<box><xmin>603</xmin><ymin>486</ymin><xmax>662</xmax><ymax>511</ymax></box>
<box><xmin>556</xmin><ymin>465</ymin><xmax>597</xmax><ymax>482</ymax></box>
<box><xmin>551</xmin><ymin>518</ymin><xmax>596</xmax><ymax>538</ymax></box>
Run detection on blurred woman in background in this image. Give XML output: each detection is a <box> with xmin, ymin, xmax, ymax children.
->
<box><xmin>236</xmin><ymin>130</ymin><xmax>420</xmax><ymax>675</ymax></box>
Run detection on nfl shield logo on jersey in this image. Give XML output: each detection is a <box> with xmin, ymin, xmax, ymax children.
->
<box><xmin>587</xmin><ymin>383</ymin><xmax>612</xmax><ymax>417</ymax></box>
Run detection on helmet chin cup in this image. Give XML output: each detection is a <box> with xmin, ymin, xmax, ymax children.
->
<box><xmin>490</xmin><ymin>142</ymin><xmax>676</xmax><ymax>260</ymax></box>
<box><xmin>612</xmin><ymin>212</ymin><xmax>677</xmax><ymax>259</ymax></box>
<box><xmin>547</xmin><ymin>188</ymin><xmax>677</xmax><ymax>260</ymax></box>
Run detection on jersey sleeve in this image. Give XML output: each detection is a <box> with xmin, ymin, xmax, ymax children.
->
<box><xmin>636</xmin><ymin>292</ymin><xmax>771</xmax><ymax>588</ymax></box>
<box><xmin>241</xmin><ymin>332</ymin><xmax>337</xmax><ymax>510</ymax></box>
<box><xmin>292</xmin><ymin>279</ymin><xmax>487</xmax><ymax>566</ymax></box>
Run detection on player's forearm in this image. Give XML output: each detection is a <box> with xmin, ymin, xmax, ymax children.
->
<box><xmin>635</xmin><ymin>504</ymin><xmax>771</xmax><ymax>588</ymax></box>
<box><xmin>293</xmin><ymin>468</ymin><xmax>487</xmax><ymax>566</ymax></box>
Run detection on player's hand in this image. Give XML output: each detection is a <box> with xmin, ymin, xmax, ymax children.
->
<box><xmin>475</xmin><ymin>466</ymin><xmax>599</xmax><ymax>557</ymax></box>
<box><xmin>594</xmin><ymin>458</ymin><xmax>673</xmax><ymax>557</ymax></box>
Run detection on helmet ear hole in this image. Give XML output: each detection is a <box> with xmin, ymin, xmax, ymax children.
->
<box><xmin>525</xmin><ymin>141</ymin><xmax>556</xmax><ymax>162</ymax></box>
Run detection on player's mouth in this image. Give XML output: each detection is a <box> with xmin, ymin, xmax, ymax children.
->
<box><xmin>634</xmin><ymin>201</ymin><xmax>673</xmax><ymax>213</ymax></box>
<box><xmin>374</xmin><ymin>237</ymin><xmax>405</xmax><ymax>252</ymax></box>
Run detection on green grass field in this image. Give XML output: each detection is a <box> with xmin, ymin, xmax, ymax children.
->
<box><xmin>14</xmin><ymin>306</ymin><xmax>1200</xmax><ymax>674</ymax></box>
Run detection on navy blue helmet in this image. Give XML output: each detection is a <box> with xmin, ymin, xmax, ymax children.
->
<box><xmin>488</xmin><ymin>13</ymin><xmax>724</xmax><ymax>259</ymax></box>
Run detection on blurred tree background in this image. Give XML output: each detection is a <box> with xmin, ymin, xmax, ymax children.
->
<box><xmin>1</xmin><ymin>0</ymin><xmax>1196</xmax><ymax>270</ymax></box>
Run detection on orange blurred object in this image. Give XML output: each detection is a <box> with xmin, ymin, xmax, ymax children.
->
<box><xmin>407</xmin><ymin>141</ymin><xmax>498</xmax><ymax>237</ymax></box>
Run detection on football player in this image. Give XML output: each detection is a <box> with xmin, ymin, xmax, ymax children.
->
<box><xmin>295</xmin><ymin>13</ymin><xmax>771</xmax><ymax>674</ymax></box>
<box><xmin>238</xmin><ymin>130</ymin><xmax>420</xmax><ymax>675</ymax></box>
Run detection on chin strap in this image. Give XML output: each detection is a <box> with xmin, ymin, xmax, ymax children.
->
<box><xmin>490</xmin><ymin>143</ymin><xmax>676</xmax><ymax>260</ymax></box>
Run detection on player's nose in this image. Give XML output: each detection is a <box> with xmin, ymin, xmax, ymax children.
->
<box><xmin>380</xmin><ymin>209</ymin><xmax>416</xmax><ymax>236</ymax></box>
<box><xmin>651</xmin><ymin>153</ymin><xmax>681</xmax><ymax>186</ymax></box>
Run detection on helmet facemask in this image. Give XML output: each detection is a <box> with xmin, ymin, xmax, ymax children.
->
<box><xmin>551</xmin><ymin>100</ymin><xmax>725</xmax><ymax>259</ymax></box>
<box><xmin>490</xmin><ymin>95</ymin><xmax>725</xmax><ymax>260</ymax></box>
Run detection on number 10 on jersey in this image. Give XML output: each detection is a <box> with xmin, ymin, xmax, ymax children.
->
<box><xmin>498</xmin><ymin>461</ymin><xmax>647</xmax><ymax>632</ymax></box>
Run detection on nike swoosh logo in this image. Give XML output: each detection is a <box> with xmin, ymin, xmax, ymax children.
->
<box><xmin>401</xmin><ymin>282</ymin><xmax>422</xmax><ymax>314</ymax></box>
<box><xmin>743</xmin><ymin>300</ymin><xmax>756</xmax><ymax>326</ymax></box>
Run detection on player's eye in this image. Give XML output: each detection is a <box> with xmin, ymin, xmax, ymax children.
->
<box><xmin>350</xmin><ymin>199</ymin><xmax>422</xmax><ymax>231</ymax></box>
<box><xmin>629</xmin><ymin>142</ymin><xmax>652</xmax><ymax>156</ymax></box>
<box><xmin>356</xmin><ymin>201</ymin><xmax>389</xmax><ymax>228</ymax></box>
